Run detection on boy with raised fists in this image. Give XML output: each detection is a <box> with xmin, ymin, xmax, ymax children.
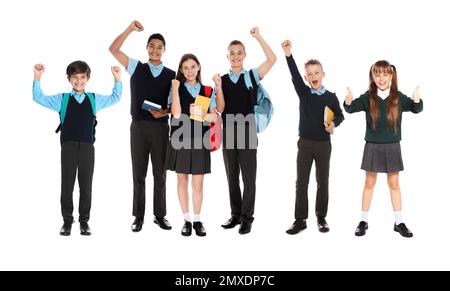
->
<box><xmin>33</xmin><ymin>61</ymin><xmax>122</xmax><ymax>236</ymax></box>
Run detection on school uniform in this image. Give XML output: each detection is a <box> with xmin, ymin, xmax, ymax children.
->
<box><xmin>221</xmin><ymin>68</ymin><xmax>260</xmax><ymax>223</ymax></box>
<box><xmin>165</xmin><ymin>82</ymin><xmax>217</xmax><ymax>175</ymax></box>
<box><xmin>286</xmin><ymin>55</ymin><xmax>345</xmax><ymax>220</ymax></box>
<box><xmin>33</xmin><ymin>81</ymin><xmax>122</xmax><ymax>223</ymax></box>
<box><xmin>344</xmin><ymin>89</ymin><xmax>423</xmax><ymax>173</ymax></box>
<box><xmin>127</xmin><ymin>58</ymin><xmax>176</xmax><ymax>219</ymax></box>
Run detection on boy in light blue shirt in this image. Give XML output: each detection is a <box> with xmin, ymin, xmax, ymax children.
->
<box><xmin>33</xmin><ymin>61</ymin><xmax>122</xmax><ymax>236</ymax></box>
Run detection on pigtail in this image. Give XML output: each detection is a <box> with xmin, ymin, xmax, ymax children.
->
<box><xmin>387</xmin><ymin>65</ymin><xmax>399</xmax><ymax>132</ymax></box>
<box><xmin>369</xmin><ymin>66</ymin><xmax>380</xmax><ymax>130</ymax></box>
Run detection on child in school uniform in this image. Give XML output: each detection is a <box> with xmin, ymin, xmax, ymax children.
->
<box><xmin>344</xmin><ymin>60</ymin><xmax>423</xmax><ymax>238</ymax></box>
<box><xmin>109</xmin><ymin>20</ymin><xmax>175</xmax><ymax>232</ymax></box>
<box><xmin>214</xmin><ymin>27</ymin><xmax>276</xmax><ymax>235</ymax></box>
<box><xmin>165</xmin><ymin>54</ymin><xmax>218</xmax><ymax>237</ymax></box>
<box><xmin>281</xmin><ymin>40</ymin><xmax>345</xmax><ymax>235</ymax></box>
<box><xmin>33</xmin><ymin>61</ymin><xmax>122</xmax><ymax>236</ymax></box>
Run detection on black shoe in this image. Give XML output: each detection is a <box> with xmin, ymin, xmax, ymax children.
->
<box><xmin>355</xmin><ymin>221</ymin><xmax>368</xmax><ymax>237</ymax></box>
<box><xmin>286</xmin><ymin>219</ymin><xmax>307</xmax><ymax>235</ymax></box>
<box><xmin>131</xmin><ymin>217</ymin><xmax>144</xmax><ymax>232</ymax></box>
<box><xmin>182</xmin><ymin>221</ymin><xmax>192</xmax><ymax>236</ymax></box>
<box><xmin>394</xmin><ymin>223</ymin><xmax>413</xmax><ymax>238</ymax></box>
<box><xmin>317</xmin><ymin>217</ymin><xmax>330</xmax><ymax>233</ymax></box>
<box><xmin>154</xmin><ymin>217</ymin><xmax>172</xmax><ymax>230</ymax></box>
<box><xmin>80</xmin><ymin>222</ymin><xmax>91</xmax><ymax>236</ymax></box>
<box><xmin>221</xmin><ymin>217</ymin><xmax>241</xmax><ymax>229</ymax></box>
<box><xmin>239</xmin><ymin>221</ymin><xmax>252</xmax><ymax>235</ymax></box>
<box><xmin>193</xmin><ymin>222</ymin><xmax>207</xmax><ymax>237</ymax></box>
<box><xmin>60</xmin><ymin>222</ymin><xmax>73</xmax><ymax>236</ymax></box>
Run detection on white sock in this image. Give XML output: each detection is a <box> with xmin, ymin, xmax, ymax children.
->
<box><xmin>193</xmin><ymin>214</ymin><xmax>201</xmax><ymax>222</ymax></box>
<box><xmin>394</xmin><ymin>211</ymin><xmax>402</xmax><ymax>225</ymax></box>
<box><xmin>361</xmin><ymin>211</ymin><xmax>369</xmax><ymax>223</ymax></box>
<box><xmin>183</xmin><ymin>213</ymin><xmax>191</xmax><ymax>222</ymax></box>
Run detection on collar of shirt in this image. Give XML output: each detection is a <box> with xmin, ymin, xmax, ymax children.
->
<box><xmin>184</xmin><ymin>82</ymin><xmax>201</xmax><ymax>98</ymax></box>
<box><xmin>311</xmin><ymin>87</ymin><xmax>326</xmax><ymax>96</ymax></box>
<box><xmin>377</xmin><ymin>88</ymin><xmax>390</xmax><ymax>100</ymax></box>
<box><xmin>147</xmin><ymin>62</ymin><xmax>164</xmax><ymax>77</ymax></box>
<box><xmin>70</xmin><ymin>90</ymin><xmax>87</xmax><ymax>103</ymax></box>
<box><xmin>228</xmin><ymin>68</ymin><xmax>247</xmax><ymax>83</ymax></box>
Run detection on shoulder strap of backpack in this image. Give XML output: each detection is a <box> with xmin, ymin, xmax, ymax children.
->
<box><xmin>248</xmin><ymin>69</ymin><xmax>258</xmax><ymax>90</ymax></box>
<box><xmin>56</xmin><ymin>93</ymin><xmax>71</xmax><ymax>133</ymax></box>
<box><xmin>204</xmin><ymin>86</ymin><xmax>213</xmax><ymax>98</ymax></box>
<box><xmin>85</xmin><ymin>92</ymin><xmax>97</xmax><ymax>116</ymax></box>
<box><xmin>243</xmin><ymin>71</ymin><xmax>253</xmax><ymax>90</ymax></box>
<box><xmin>59</xmin><ymin>93</ymin><xmax>70</xmax><ymax>123</ymax></box>
<box><xmin>60</xmin><ymin>93</ymin><xmax>71</xmax><ymax>124</ymax></box>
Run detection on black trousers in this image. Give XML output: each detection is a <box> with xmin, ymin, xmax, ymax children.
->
<box><xmin>131</xmin><ymin>120</ymin><xmax>169</xmax><ymax>219</ymax></box>
<box><xmin>222</xmin><ymin>125</ymin><xmax>257</xmax><ymax>223</ymax></box>
<box><xmin>295</xmin><ymin>138</ymin><xmax>331</xmax><ymax>220</ymax></box>
<box><xmin>61</xmin><ymin>142</ymin><xmax>95</xmax><ymax>223</ymax></box>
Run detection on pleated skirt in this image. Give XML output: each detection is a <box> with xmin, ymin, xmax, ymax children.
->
<box><xmin>165</xmin><ymin>140</ymin><xmax>211</xmax><ymax>175</ymax></box>
<box><xmin>361</xmin><ymin>142</ymin><xmax>404</xmax><ymax>173</ymax></box>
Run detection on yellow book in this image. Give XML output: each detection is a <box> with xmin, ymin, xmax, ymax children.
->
<box><xmin>324</xmin><ymin>106</ymin><xmax>334</xmax><ymax>126</ymax></box>
<box><xmin>190</xmin><ymin>95</ymin><xmax>211</xmax><ymax>122</ymax></box>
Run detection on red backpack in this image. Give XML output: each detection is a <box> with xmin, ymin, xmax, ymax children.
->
<box><xmin>204</xmin><ymin>86</ymin><xmax>222</xmax><ymax>152</ymax></box>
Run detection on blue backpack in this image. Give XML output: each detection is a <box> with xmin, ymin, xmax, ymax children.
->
<box><xmin>55</xmin><ymin>92</ymin><xmax>97</xmax><ymax>133</ymax></box>
<box><xmin>243</xmin><ymin>70</ymin><xmax>274</xmax><ymax>133</ymax></box>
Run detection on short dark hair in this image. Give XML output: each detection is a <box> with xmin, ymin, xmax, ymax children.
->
<box><xmin>147</xmin><ymin>33</ymin><xmax>166</xmax><ymax>47</ymax></box>
<box><xmin>66</xmin><ymin>61</ymin><xmax>91</xmax><ymax>78</ymax></box>
<box><xmin>304</xmin><ymin>59</ymin><xmax>323</xmax><ymax>70</ymax></box>
<box><xmin>228</xmin><ymin>40</ymin><xmax>245</xmax><ymax>51</ymax></box>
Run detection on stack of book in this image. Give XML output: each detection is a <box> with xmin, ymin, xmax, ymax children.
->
<box><xmin>190</xmin><ymin>95</ymin><xmax>211</xmax><ymax>122</ymax></box>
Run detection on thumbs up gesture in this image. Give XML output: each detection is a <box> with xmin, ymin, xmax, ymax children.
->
<box><xmin>345</xmin><ymin>87</ymin><xmax>353</xmax><ymax>105</ymax></box>
<box><xmin>412</xmin><ymin>86</ymin><xmax>421</xmax><ymax>103</ymax></box>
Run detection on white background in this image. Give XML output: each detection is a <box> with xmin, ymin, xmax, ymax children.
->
<box><xmin>0</xmin><ymin>0</ymin><xmax>448</xmax><ymax>270</ymax></box>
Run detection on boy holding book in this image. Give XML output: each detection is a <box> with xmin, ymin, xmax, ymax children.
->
<box><xmin>281</xmin><ymin>40</ymin><xmax>344</xmax><ymax>235</ymax></box>
<box><xmin>109</xmin><ymin>21</ymin><xmax>175</xmax><ymax>232</ymax></box>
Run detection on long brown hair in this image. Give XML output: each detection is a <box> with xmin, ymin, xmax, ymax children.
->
<box><xmin>369</xmin><ymin>60</ymin><xmax>399</xmax><ymax>131</ymax></box>
<box><xmin>176</xmin><ymin>54</ymin><xmax>202</xmax><ymax>84</ymax></box>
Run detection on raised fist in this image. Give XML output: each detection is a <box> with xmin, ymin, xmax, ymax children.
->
<box><xmin>130</xmin><ymin>20</ymin><xmax>144</xmax><ymax>32</ymax></box>
<box><xmin>281</xmin><ymin>40</ymin><xmax>292</xmax><ymax>56</ymax></box>
<box><xmin>250</xmin><ymin>27</ymin><xmax>260</xmax><ymax>38</ymax></box>
<box><xmin>212</xmin><ymin>74</ymin><xmax>222</xmax><ymax>88</ymax></box>
<box><xmin>172</xmin><ymin>79</ymin><xmax>180</xmax><ymax>89</ymax></box>
<box><xmin>111</xmin><ymin>66</ymin><xmax>121</xmax><ymax>80</ymax></box>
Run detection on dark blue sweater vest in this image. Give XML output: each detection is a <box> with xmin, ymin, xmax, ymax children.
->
<box><xmin>130</xmin><ymin>62</ymin><xmax>175</xmax><ymax>122</ymax></box>
<box><xmin>221</xmin><ymin>74</ymin><xmax>257</xmax><ymax>128</ymax></box>
<box><xmin>60</xmin><ymin>95</ymin><xmax>96</xmax><ymax>145</ymax></box>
